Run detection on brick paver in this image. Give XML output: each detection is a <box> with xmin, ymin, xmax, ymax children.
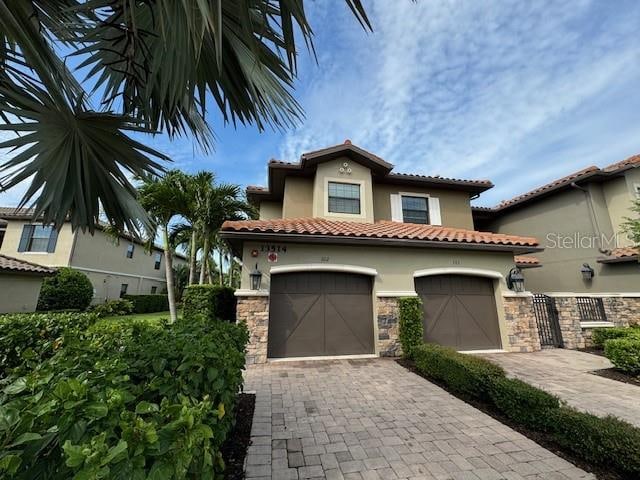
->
<box><xmin>481</xmin><ymin>349</ymin><xmax>640</xmax><ymax>427</ymax></box>
<box><xmin>244</xmin><ymin>358</ymin><xmax>593</xmax><ymax>479</ymax></box>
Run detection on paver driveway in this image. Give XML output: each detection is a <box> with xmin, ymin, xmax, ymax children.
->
<box><xmin>481</xmin><ymin>349</ymin><xmax>640</xmax><ymax>427</ymax></box>
<box><xmin>244</xmin><ymin>358</ymin><xmax>592</xmax><ymax>479</ymax></box>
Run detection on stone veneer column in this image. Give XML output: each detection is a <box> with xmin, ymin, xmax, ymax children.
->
<box><xmin>502</xmin><ymin>294</ymin><xmax>541</xmax><ymax>352</ymax></box>
<box><xmin>376</xmin><ymin>297</ymin><xmax>402</xmax><ymax>357</ymax></box>
<box><xmin>236</xmin><ymin>295</ymin><xmax>269</xmax><ymax>365</ymax></box>
<box><xmin>553</xmin><ymin>297</ymin><xmax>583</xmax><ymax>349</ymax></box>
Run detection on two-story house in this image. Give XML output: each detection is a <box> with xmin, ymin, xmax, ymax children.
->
<box><xmin>221</xmin><ymin>141</ymin><xmax>543</xmax><ymax>363</ymax></box>
<box><xmin>0</xmin><ymin>207</ymin><xmax>187</xmax><ymax>310</ymax></box>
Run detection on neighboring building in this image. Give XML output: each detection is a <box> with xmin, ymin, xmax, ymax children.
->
<box><xmin>473</xmin><ymin>155</ymin><xmax>640</xmax><ymax>294</ymax></box>
<box><xmin>0</xmin><ymin>253</ymin><xmax>55</xmax><ymax>313</ymax></box>
<box><xmin>221</xmin><ymin>141</ymin><xmax>544</xmax><ymax>364</ymax></box>
<box><xmin>0</xmin><ymin>208</ymin><xmax>187</xmax><ymax>305</ymax></box>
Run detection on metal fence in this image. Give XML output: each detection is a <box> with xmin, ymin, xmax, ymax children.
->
<box><xmin>576</xmin><ymin>297</ymin><xmax>608</xmax><ymax>323</ymax></box>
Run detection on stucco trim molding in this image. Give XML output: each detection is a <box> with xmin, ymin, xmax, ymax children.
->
<box><xmin>545</xmin><ymin>292</ymin><xmax>640</xmax><ymax>298</ymax></box>
<box><xmin>502</xmin><ymin>291</ymin><xmax>534</xmax><ymax>298</ymax></box>
<box><xmin>580</xmin><ymin>321</ymin><xmax>615</xmax><ymax>328</ymax></box>
<box><xmin>375</xmin><ymin>291</ymin><xmax>418</xmax><ymax>297</ymax></box>
<box><xmin>72</xmin><ymin>266</ymin><xmax>166</xmax><ymax>282</ymax></box>
<box><xmin>234</xmin><ymin>289</ymin><xmax>270</xmax><ymax>297</ymax></box>
<box><xmin>270</xmin><ymin>264</ymin><xmax>378</xmax><ymax>276</ymax></box>
<box><xmin>413</xmin><ymin>267</ymin><xmax>504</xmax><ymax>279</ymax></box>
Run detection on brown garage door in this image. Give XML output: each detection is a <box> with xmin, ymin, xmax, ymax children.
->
<box><xmin>268</xmin><ymin>271</ymin><xmax>374</xmax><ymax>358</ymax></box>
<box><xmin>415</xmin><ymin>275</ymin><xmax>501</xmax><ymax>350</ymax></box>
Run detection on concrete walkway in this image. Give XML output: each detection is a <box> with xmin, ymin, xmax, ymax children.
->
<box><xmin>244</xmin><ymin>358</ymin><xmax>592</xmax><ymax>479</ymax></box>
<box><xmin>481</xmin><ymin>349</ymin><xmax>640</xmax><ymax>427</ymax></box>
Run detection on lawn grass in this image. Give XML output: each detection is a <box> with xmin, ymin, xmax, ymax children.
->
<box><xmin>95</xmin><ymin>310</ymin><xmax>177</xmax><ymax>327</ymax></box>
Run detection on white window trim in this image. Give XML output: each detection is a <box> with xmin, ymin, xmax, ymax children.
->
<box><xmin>391</xmin><ymin>192</ymin><xmax>442</xmax><ymax>226</ymax></box>
<box><xmin>271</xmin><ymin>263</ymin><xmax>378</xmax><ymax>276</ymax></box>
<box><xmin>413</xmin><ymin>267</ymin><xmax>503</xmax><ymax>279</ymax></box>
<box><xmin>634</xmin><ymin>183</ymin><xmax>640</xmax><ymax>199</ymax></box>
<box><xmin>324</xmin><ymin>177</ymin><xmax>366</xmax><ymax>219</ymax></box>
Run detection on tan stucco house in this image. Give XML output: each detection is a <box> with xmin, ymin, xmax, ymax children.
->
<box><xmin>0</xmin><ymin>253</ymin><xmax>55</xmax><ymax>313</ymax></box>
<box><xmin>221</xmin><ymin>141</ymin><xmax>548</xmax><ymax>364</ymax></box>
<box><xmin>0</xmin><ymin>208</ymin><xmax>187</xmax><ymax>307</ymax></box>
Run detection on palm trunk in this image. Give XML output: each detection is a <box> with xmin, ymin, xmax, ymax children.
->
<box><xmin>229</xmin><ymin>256</ymin><xmax>234</xmax><ymax>288</ymax></box>
<box><xmin>199</xmin><ymin>230</ymin><xmax>210</xmax><ymax>285</ymax></box>
<box><xmin>188</xmin><ymin>229</ymin><xmax>197</xmax><ymax>285</ymax></box>
<box><xmin>163</xmin><ymin>224</ymin><xmax>178</xmax><ymax>324</ymax></box>
<box><xmin>219</xmin><ymin>248</ymin><xmax>224</xmax><ymax>286</ymax></box>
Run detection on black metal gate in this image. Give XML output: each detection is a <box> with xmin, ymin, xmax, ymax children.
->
<box><xmin>533</xmin><ymin>294</ymin><xmax>564</xmax><ymax>348</ymax></box>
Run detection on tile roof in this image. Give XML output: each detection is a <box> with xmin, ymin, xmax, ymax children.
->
<box><xmin>597</xmin><ymin>246</ymin><xmax>639</xmax><ymax>264</ymax></box>
<box><xmin>0</xmin><ymin>254</ymin><xmax>55</xmax><ymax>275</ymax></box>
<box><xmin>610</xmin><ymin>246</ymin><xmax>640</xmax><ymax>258</ymax></box>
<box><xmin>603</xmin><ymin>154</ymin><xmax>640</xmax><ymax>172</ymax></box>
<box><xmin>221</xmin><ymin>218</ymin><xmax>539</xmax><ymax>249</ymax></box>
<box><xmin>514</xmin><ymin>255</ymin><xmax>540</xmax><ymax>267</ymax></box>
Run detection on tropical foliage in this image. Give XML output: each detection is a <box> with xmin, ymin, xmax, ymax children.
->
<box><xmin>36</xmin><ymin>267</ymin><xmax>94</xmax><ymax>312</ymax></box>
<box><xmin>621</xmin><ymin>198</ymin><xmax>640</xmax><ymax>249</ymax></box>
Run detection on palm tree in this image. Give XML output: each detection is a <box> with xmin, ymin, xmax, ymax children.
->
<box><xmin>137</xmin><ymin>170</ymin><xmax>188</xmax><ymax>323</ymax></box>
<box><xmin>0</xmin><ymin>1</ymin><xmax>370</xmax><ymax>233</ymax></box>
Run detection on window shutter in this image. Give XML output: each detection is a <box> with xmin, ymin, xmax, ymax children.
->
<box><xmin>47</xmin><ymin>228</ymin><xmax>59</xmax><ymax>252</ymax></box>
<box><xmin>18</xmin><ymin>225</ymin><xmax>33</xmax><ymax>252</ymax></box>
<box><xmin>390</xmin><ymin>194</ymin><xmax>403</xmax><ymax>222</ymax></box>
<box><xmin>428</xmin><ymin>197</ymin><xmax>442</xmax><ymax>225</ymax></box>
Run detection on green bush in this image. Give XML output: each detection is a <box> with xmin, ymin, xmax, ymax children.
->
<box><xmin>0</xmin><ymin>316</ymin><xmax>248</xmax><ymax>479</ymax></box>
<box><xmin>548</xmin><ymin>407</ymin><xmax>640</xmax><ymax>475</ymax></box>
<box><xmin>398</xmin><ymin>297</ymin><xmax>423</xmax><ymax>359</ymax></box>
<box><xmin>604</xmin><ymin>337</ymin><xmax>640</xmax><ymax>374</ymax></box>
<box><xmin>489</xmin><ymin>376</ymin><xmax>560</xmax><ymax>429</ymax></box>
<box><xmin>122</xmin><ymin>294</ymin><xmax>169</xmax><ymax>313</ymax></box>
<box><xmin>183</xmin><ymin>285</ymin><xmax>237</xmax><ymax>322</ymax></box>
<box><xmin>413</xmin><ymin>343</ymin><xmax>504</xmax><ymax>401</ymax></box>
<box><xmin>88</xmin><ymin>299</ymin><xmax>134</xmax><ymax>318</ymax></box>
<box><xmin>0</xmin><ymin>312</ymin><xmax>97</xmax><ymax>376</ymax></box>
<box><xmin>591</xmin><ymin>326</ymin><xmax>640</xmax><ymax>348</ymax></box>
<box><xmin>37</xmin><ymin>267</ymin><xmax>93</xmax><ymax>311</ymax></box>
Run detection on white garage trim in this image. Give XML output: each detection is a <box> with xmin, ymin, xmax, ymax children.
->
<box><xmin>413</xmin><ymin>267</ymin><xmax>503</xmax><ymax>279</ymax></box>
<box><xmin>270</xmin><ymin>264</ymin><xmax>378</xmax><ymax>276</ymax></box>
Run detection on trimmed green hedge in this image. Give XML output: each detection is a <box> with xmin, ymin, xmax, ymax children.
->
<box><xmin>0</xmin><ymin>316</ymin><xmax>248</xmax><ymax>479</ymax></box>
<box><xmin>592</xmin><ymin>326</ymin><xmax>640</xmax><ymax>348</ymax></box>
<box><xmin>37</xmin><ymin>267</ymin><xmax>93</xmax><ymax>311</ymax></box>
<box><xmin>398</xmin><ymin>297</ymin><xmax>423</xmax><ymax>359</ymax></box>
<box><xmin>604</xmin><ymin>337</ymin><xmax>640</xmax><ymax>374</ymax></box>
<box><xmin>182</xmin><ymin>285</ymin><xmax>237</xmax><ymax>322</ymax></box>
<box><xmin>88</xmin><ymin>299</ymin><xmax>134</xmax><ymax>318</ymax></box>
<box><xmin>122</xmin><ymin>294</ymin><xmax>169</xmax><ymax>313</ymax></box>
<box><xmin>411</xmin><ymin>342</ymin><xmax>640</xmax><ymax>475</ymax></box>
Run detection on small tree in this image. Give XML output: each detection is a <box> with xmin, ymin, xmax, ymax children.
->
<box><xmin>37</xmin><ymin>268</ymin><xmax>93</xmax><ymax>311</ymax></box>
<box><xmin>621</xmin><ymin>199</ymin><xmax>640</xmax><ymax>249</ymax></box>
<box><xmin>398</xmin><ymin>297</ymin><xmax>424</xmax><ymax>359</ymax></box>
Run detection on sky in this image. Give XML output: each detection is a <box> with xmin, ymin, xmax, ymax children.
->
<box><xmin>2</xmin><ymin>0</ymin><xmax>640</xmax><ymax>208</ymax></box>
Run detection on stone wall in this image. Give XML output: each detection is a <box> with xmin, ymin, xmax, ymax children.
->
<box><xmin>236</xmin><ymin>296</ymin><xmax>269</xmax><ymax>365</ymax></box>
<box><xmin>376</xmin><ymin>297</ymin><xmax>402</xmax><ymax>357</ymax></box>
<box><xmin>502</xmin><ymin>295</ymin><xmax>541</xmax><ymax>352</ymax></box>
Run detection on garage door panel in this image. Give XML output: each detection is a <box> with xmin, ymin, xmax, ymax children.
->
<box><xmin>324</xmin><ymin>294</ymin><xmax>374</xmax><ymax>355</ymax></box>
<box><xmin>267</xmin><ymin>293</ymin><xmax>324</xmax><ymax>358</ymax></box>
<box><xmin>425</xmin><ymin>296</ymin><xmax>459</xmax><ymax>346</ymax></box>
<box><xmin>456</xmin><ymin>296</ymin><xmax>502</xmax><ymax>350</ymax></box>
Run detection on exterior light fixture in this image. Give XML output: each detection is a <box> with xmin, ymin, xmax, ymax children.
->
<box><xmin>249</xmin><ymin>263</ymin><xmax>263</xmax><ymax>290</ymax></box>
<box><xmin>506</xmin><ymin>267</ymin><xmax>525</xmax><ymax>292</ymax></box>
<box><xmin>581</xmin><ymin>263</ymin><xmax>595</xmax><ymax>281</ymax></box>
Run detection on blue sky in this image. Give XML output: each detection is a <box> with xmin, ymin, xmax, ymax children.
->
<box><xmin>2</xmin><ymin>0</ymin><xmax>640</xmax><ymax>208</ymax></box>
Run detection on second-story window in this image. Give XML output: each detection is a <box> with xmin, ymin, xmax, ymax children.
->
<box><xmin>18</xmin><ymin>225</ymin><xmax>58</xmax><ymax>252</ymax></box>
<box><xmin>401</xmin><ymin>196</ymin><xmax>430</xmax><ymax>224</ymax></box>
<box><xmin>126</xmin><ymin>244</ymin><xmax>134</xmax><ymax>259</ymax></box>
<box><xmin>154</xmin><ymin>252</ymin><xmax>161</xmax><ymax>270</ymax></box>
<box><xmin>328</xmin><ymin>181</ymin><xmax>361</xmax><ymax>214</ymax></box>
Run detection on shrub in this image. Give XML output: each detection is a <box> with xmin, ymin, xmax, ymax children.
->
<box><xmin>88</xmin><ymin>299</ymin><xmax>134</xmax><ymax>318</ymax></box>
<box><xmin>0</xmin><ymin>312</ymin><xmax>97</xmax><ymax>376</ymax></box>
<box><xmin>413</xmin><ymin>343</ymin><xmax>504</xmax><ymax>401</ymax></box>
<box><xmin>0</xmin><ymin>316</ymin><xmax>249</xmax><ymax>479</ymax></box>
<box><xmin>591</xmin><ymin>326</ymin><xmax>640</xmax><ymax>348</ymax></box>
<box><xmin>37</xmin><ymin>267</ymin><xmax>93</xmax><ymax>311</ymax></box>
<box><xmin>489</xmin><ymin>376</ymin><xmax>560</xmax><ymax>429</ymax></box>
<box><xmin>398</xmin><ymin>297</ymin><xmax>423</xmax><ymax>359</ymax></box>
<box><xmin>122</xmin><ymin>294</ymin><xmax>169</xmax><ymax>313</ymax></box>
<box><xmin>183</xmin><ymin>285</ymin><xmax>237</xmax><ymax>322</ymax></box>
<box><xmin>604</xmin><ymin>337</ymin><xmax>640</xmax><ymax>374</ymax></box>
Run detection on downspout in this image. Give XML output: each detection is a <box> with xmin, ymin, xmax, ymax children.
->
<box><xmin>570</xmin><ymin>182</ymin><xmax>603</xmax><ymax>245</ymax></box>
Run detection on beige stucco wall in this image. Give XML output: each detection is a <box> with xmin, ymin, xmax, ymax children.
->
<box><xmin>82</xmin><ymin>270</ymin><xmax>167</xmax><ymax>303</ymax></box>
<box><xmin>0</xmin><ymin>219</ymin><xmax>74</xmax><ymax>266</ymax></box>
<box><xmin>259</xmin><ymin>201</ymin><xmax>283</xmax><ymax>220</ymax></box>
<box><xmin>0</xmin><ymin>274</ymin><xmax>44</xmax><ymax>313</ymax></box>
<box><xmin>282</xmin><ymin>177</ymin><xmax>313</xmax><ymax>218</ymax></box>
<box><xmin>373</xmin><ymin>184</ymin><xmax>474</xmax><ymax>229</ymax></box>
<box><xmin>603</xmin><ymin>169</ymin><xmax>640</xmax><ymax>247</ymax></box>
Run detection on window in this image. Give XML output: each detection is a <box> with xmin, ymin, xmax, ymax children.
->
<box><xmin>126</xmin><ymin>244</ymin><xmax>134</xmax><ymax>259</ymax></box>
<box><xmin>18</xmin><ymin>225</ymin><xmax>58</xmax><ymax>253</ymax></box>
<box><xmin>154</xmin><ymin>252</ymin><xmax>161</xmax><ymax>270</ymax></box>
<box><xmin>0</xmin><ymin>226</ymin><xmax>5</xmax><ymax>249</ymax></box>
<box><xmin>576</xmin><ymin>297</ymin><xmax>608</xmax><ymax>323</ymax></box>
<box><xmin>328</xmin><ymin>181</ymin><xmax>361</xmax><ymax>214</ymax></box>
<box><xmin>401</xmin><ymin>196</ymin><xmax>430</xmax><ymax>224</ymax></box>
<box><xmin>634</xmin><ymin>183</ymin><xmax>640</xmax><ymax>199</ymax></box>
<box><xmin>151</xmin><ymin>286</ymin><xmax>157</xmax><ymax>294</ymax></box>
<box><xmin>120</xmin><ymin>284</ymin><xmax>128</xmax><ymax>298</ymax></box>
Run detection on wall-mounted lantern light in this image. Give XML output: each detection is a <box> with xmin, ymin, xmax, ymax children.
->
<box><xmin>581</xmin><ymin>263</ymin><xmax>595</xmax><ymax>281</ymax></box>
<box><xmin>506</xmin><ymin>267</ymin><xmax>525</xmax><ymax>292</ymax></box>
<box><xmin>250</xmin><ymin>263</ymin><xmax>263</xmax><ymax>290</ymax></box>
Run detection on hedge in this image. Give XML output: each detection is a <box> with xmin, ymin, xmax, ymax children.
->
<box><xmin>182</xmin><ymin>285</ymin><xmax>237</xmax><ymax>322</ymax></box>
<box><xmin>592</xmin><ymin>326</ymin><xmax>640</xmax><ymax>348</ymax></box>
<box><xmin>0</xmin><ymin>316</ymin><xmax>248</xmax><ymax>479</ymax></box>
<box><xmin>37</xmin><ymin>267</ymin><xmax>93</xmax><ymax>311</ymax></box>
<box><xmin>411</xmin><ymin>342</ymin><xmax>640</xmax><ymax>475</ymax></box>
<box><xmin>88</xmin><ymin>299</ymin><xmax>134</xmax><ymax>318</ymax></box>
<box><xmin>604</xmin><ymin>337</ymin><xmax>640</xmax><ymax>374</ymax></box>
<box><xmin>122</xmin><ymin>294</ymin><xmax>169</xmax><ymax>313</ymax></box>
<box><xmin>398</xmin><ymin>297</ymin><xmax>423</xmax><ymax>359</ymax></box>
<box><xmin>0</xmin><ymin>312</ymin><xmax>97</xmax><ymax>377</ymax></box>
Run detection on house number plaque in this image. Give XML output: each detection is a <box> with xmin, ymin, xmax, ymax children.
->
<box><xmin>260</xmin><ymin>244</ymin><xmax>287</xmax><ymax>253</ymax></box>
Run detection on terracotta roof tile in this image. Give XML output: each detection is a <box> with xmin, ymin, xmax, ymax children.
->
<box><xmin>609</xmin><ymin>247</ymin><xmax>639</xmax><ymax>258</ymax></box>
<box><xmin>222</xmin><ymin>218</ymin><xmax>539</xmax><ymax>248</ymax></box>
<box><xmin>514</xmin><ymin>255</ymin><xmax>540</xmax><ymax>266</ymax></box>
<box><xmin>0</xmin><ymin>254</ymin><xmax>55</xmax><ymax>275</ymax></box>
<box><xmin>386</xmin><ymin>172</ymin><xmax>493</xmax><ymax>187</ymax></box>
<box><xmin>603</xmin><ymin>154</ymin><xmax>640</xmax><ymax>172</ymax></box>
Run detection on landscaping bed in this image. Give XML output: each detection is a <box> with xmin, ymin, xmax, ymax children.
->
<box><xmin>220</xmin><ymin>393</ymin><xmax>256</xmax><ymax>480</ymax></box>
<box><xmin>591</xmin><ymin>367</ymin><xmax>640</xmax><ymax>387</ymax></box>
